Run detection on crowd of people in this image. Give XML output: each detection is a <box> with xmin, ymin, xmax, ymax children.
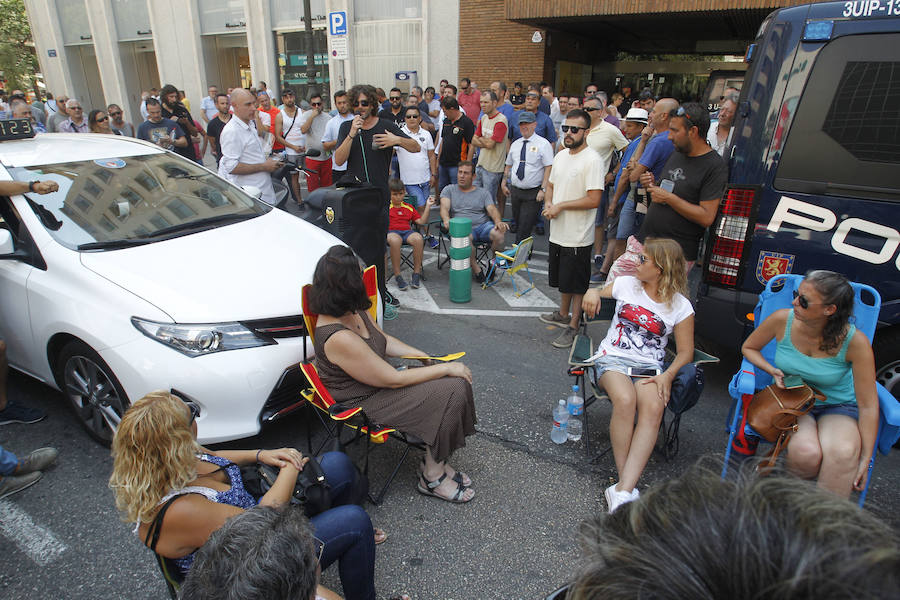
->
<box><xmin>0</xmin><ymin>75</ymin><xmax>893</xmax><ymax>599</ymax></box>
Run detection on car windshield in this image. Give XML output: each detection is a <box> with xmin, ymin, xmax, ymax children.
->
<box><xmin>8</xmin><ymin>154</ymin><xmax>270</xmax><ymax>250</ymax></box>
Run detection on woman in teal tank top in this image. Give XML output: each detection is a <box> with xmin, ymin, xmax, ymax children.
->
<box><xmin>741</xmin><ymin>271</ymin><xmax>878</xmax><ymax>499</ymax></box>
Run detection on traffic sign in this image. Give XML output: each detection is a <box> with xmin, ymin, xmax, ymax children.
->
<box><xmin>330</xmin><ymin>36</ymin><xmax>348</xmax><ymax>60</ymax></box>
<box><xmin>329</xmin><ymin>11</ymin><xmax>347</xmax><ymax>36</ymax></box>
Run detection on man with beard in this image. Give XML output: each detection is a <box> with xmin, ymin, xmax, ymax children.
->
<box><xmin>538</xmin><ymin>109</ymin><xmax>604</xmax><ymax>349</ymax></box>
<box><xmin>159</xmin><ymin>84</ymin><xmax>199</xmax><ymax>162</ymax></box>
<box><xmin>637</xmin><ymin>102</ymin><xmax>727</xmax><ymax>272</ymax></box>
<box><xmin>206</xmin><ymin>93</ymin><xmax>232</xmax><ymax>167</ymax></box>
<box><xmin>378</xmin><ymin>87</ymin><xmax>406</xmax><ymax>127</ymax></box>
<box><xmin>334</xmin><ymin>84</ymin><xmax>420</xmax><ymax>314</ymax></box>
<box><xmin>274</xmin><ymin>88</ymin><xmax>307</xmax><ymax>201</ymax></box>
<box><xmin>321</xmin><ymin>90</ymin><xmax>354</xmax><ymax>179</ymax></box>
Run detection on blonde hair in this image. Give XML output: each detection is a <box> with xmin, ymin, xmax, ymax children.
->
<box><xmin>643</xmin><ymin>238</ymin><xmax>687</xmax><ymax>306</ymax></box>
<box><xmin>108</xmin><ymin>390</ymin><xmax>201</xmax><ymax>524</ymax></box>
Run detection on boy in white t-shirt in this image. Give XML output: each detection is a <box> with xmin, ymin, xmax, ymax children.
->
<box><xmin>582</xmin><ymin>238</ymin><xmax>696</xmax><ymax>515</ymax></box>
<box><xmin>538</xmin><ymin>109</ymin><xmax>604</xmax><ymax>349</ymax></box>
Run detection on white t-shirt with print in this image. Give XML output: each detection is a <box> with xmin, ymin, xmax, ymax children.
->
<box><xmin>396</xmin><ymin>125</ymin><xmax>435</xmax><ymax>185</ymax></box>
<box><xmin>596</xmin><ymin>276</ymin><xmax>694</xmax><ymax>367</ymax></box>
<box><xmin>547</xmin><ymin>145</ymin><xmax>604</xmax><ymax>247</ymax></box>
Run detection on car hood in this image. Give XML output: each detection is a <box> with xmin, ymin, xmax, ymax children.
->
<box><xmin>80</xmin><ymin>210</ymin><xmax>341</xmax><ymax>322</ymax></box>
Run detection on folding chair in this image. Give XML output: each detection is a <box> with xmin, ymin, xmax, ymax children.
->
<box><xmin>300</xmin><ymin>265</ymin><xmax>426</xmax><ymax>505</ymax></box>
<box><xmin>481</xmin><ymin>236</ymin><xmax>535</xmax><ymax>296</ymax></box>
<box><xmin>721</xmin><ymin>274</ymin><xmax>900</xmax><ymax>507</ymax></box>
<box><xmin>566</xmin><ymin>298</ymin><xmax>719</xmax><ymax>461</ymax></box>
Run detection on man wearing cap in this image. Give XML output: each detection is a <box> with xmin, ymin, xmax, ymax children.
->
<box><xmin>501</xmin><ymin>110</ymin><xmax>554</xmax><ymax>243</ymax></box>
<box><xmin>594</xmin><ymin>107</ymin><xmax>649</xmax><ymax>282</ymax></box>
<box><xmin>583</xmin><ymin>94</ymin><xmax>629</xmax><ymax>281</ymax></box>
<box><xmin>509</xmin><ymin>91</ymin><xmax>558</xmax><ymax>146</ymax></box>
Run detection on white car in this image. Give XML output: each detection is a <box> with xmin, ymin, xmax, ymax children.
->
<box><xmin>0</xmin><ymin>132</ymin><xmax>344</xmax><ymax>444</ymax></box>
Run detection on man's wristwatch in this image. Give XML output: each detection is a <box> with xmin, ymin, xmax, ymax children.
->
<box><xmin>28</xmin><ymin>181</ymin><xmax>38</xmax><ymax>192</ymax></box>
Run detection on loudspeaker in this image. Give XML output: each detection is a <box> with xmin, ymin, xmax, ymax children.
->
<box><xmin>305</xmin><ymin>184</ymin><xmax>386</xmax><ymax>270</ymax></box>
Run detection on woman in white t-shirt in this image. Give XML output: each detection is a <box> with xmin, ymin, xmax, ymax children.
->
<box><xmin>582</xmin><ymin>237</ymin><xmax>695</xmax><ymax>513</ymax></box>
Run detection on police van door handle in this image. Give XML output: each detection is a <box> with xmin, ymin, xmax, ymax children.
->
<box><xmin>739</xmin><ymin>101</ymin><xmax>750</xmax><ymax>119</ymax></box>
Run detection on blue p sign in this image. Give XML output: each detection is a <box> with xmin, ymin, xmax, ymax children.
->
<box><xmin>329</xmin><ymin>11</ymin><xmax>347</xmax><ymax>35</ymax></box>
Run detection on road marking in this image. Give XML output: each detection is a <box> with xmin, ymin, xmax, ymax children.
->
<box><xmin>0</xmin><ymin>500</ymin><xmax>68</xmax><ymax>566</ymax></box>
<box><xmin>391</xmin><ymin>280</ymin><xmax>550</xmax><ymax>317</ymax></box>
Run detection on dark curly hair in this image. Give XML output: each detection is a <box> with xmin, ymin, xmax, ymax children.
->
<box><xmin>347</xmin><ymin>84</ymin><xmax>378</xmax><ymax>118</ymax></box>
<box><xmin>805</xmin><ymin>270</ymin><xmax>854</xmax><ymax>353</ymax></box>
<box><xmin>308</xmin><ymin>245</ymin><xmax>371</xmax><ymax>317</ymax></box>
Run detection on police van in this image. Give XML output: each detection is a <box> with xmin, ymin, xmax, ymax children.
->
<box><xmin>695</xmin><ymin>1</ymin><xmax>900</xmax><ymax>398</ymax></box>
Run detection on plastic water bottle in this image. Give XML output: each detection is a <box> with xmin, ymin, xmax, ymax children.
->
<box><xmin>551</xmin><ymin>399</ymin><xmax>569</xmax><ymax>444</ymax></box>
<box><xmin>567</xmin><ymin>385</ymin><xmax>584</xmax><ymax>441</ymax></box>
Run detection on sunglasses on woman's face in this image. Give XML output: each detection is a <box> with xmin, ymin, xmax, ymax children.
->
<box><xmin>792</xmin><ymin>290</ymin><xmax>824</xmax><ymax>309</ymax></box>
<box><xmin>185</xmin><ymin>400</ymin><xmax>201</xmax><ymax>424</ymax></box>
<box><xmin>638</xmin><ymin>254</ymin><xmax>648</xmax><ymax>264</ymax></box>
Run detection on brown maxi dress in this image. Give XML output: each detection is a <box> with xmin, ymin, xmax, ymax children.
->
<box><xmin>313</xmin><ymin>311</ymin><xmax>477</xmax><ymax>463</ymax></box>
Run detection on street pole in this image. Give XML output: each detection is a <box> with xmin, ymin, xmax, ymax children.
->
<box><xmin>304</xmin><ymin>0</ymin><xmax>318</xmax><ymax>100</ymax></box>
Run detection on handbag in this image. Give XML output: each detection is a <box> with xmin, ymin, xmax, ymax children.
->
<box><xmin>240</xmin><ymin>459</ymin><xmax>332</xmax><ymax>517</ymax></box>
<box><xmin>748</xmin><ymin>381</ymin><xmax>824</xmax><ymax>471</ymax></box>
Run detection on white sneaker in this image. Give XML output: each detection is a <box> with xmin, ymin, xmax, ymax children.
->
<box><xmin>630</xmin><ymin>488</ymin><xmax>640</xmax><ymax>500</ymax></box>
<box><xmin>604</xmin><ymin>483</ymin><xmax>634</xmax><ymax>513</ymax></box>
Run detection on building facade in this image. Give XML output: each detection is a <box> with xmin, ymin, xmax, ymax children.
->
<box><xmin>25</xmin><ymin>0</ymin><xmax>459</xmax><ymax>124</ymax></box>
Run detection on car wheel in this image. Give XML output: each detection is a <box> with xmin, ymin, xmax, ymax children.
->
<box><xmin>57</xmin><ymin>340</ymin><xmax>130</xmax><ymax>445</ymax></box>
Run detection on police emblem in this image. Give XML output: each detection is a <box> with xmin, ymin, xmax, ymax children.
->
<box><xmin>325</xmin><ymin>206</ymin><xmax>335</xmax><ymax>225</ymax></box>
<box><xmin>756</xmin><ymin>251</ymin><xmax>795</xmax><ymax>285</ymax></box>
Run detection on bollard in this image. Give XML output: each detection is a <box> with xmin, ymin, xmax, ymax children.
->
<box><xmin>448</xmin><ymin>217</ymin><xmax>472</xmax><ymax>303</ymax></box>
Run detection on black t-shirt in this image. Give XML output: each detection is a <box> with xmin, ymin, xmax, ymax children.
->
<box><xmin>206</xmin><ymin>115</ymin><xmax>229</xmax><ymax>158</ymax></box>
<box><xmin>438</xmin><ymin>114</ymin><xmax>475</xmax><ymax>166</ymax></box>
<box><xmin>162</xmin><ymin>102</ymin><xmax>197</xmax><ymax>161</ymax></box>
<box><xmin>377</xmin><ymin>107</ymin><xmax>405</xmax><ymax>127</ymax></box>
<box><xmin>337</xmin><ymin>117</ymin><xmax>411</xmax><ymax>195</ymax></box>
<box><xmin>639</xmin><ymin>149</ymin><xmax>727</xmax><ymax>261</ymax></box>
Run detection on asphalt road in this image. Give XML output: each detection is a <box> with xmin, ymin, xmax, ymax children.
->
<box><xmin>1</xmin><ymin>216</ymin><xmax>898</xmax><ymax>600</ymax></box>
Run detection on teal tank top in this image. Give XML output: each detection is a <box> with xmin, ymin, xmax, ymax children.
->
<box><xmin>774</xmin><ymin>310</ymin><xmax>856</xmax><ymax>406</ymax></box>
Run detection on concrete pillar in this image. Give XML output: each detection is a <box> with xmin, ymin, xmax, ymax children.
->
<box><xmin>23</xmin><ymin>0</ymin><xmax>75</xmax><ymax>97</ymax></box>
<box><xmin>427</xmin><ymin>0</ymin><xmax>458</xmax><ymax>87</ymax></box>
<box><xmin>85</xmin><ymin>0</ymin><xmax>133</xmax><ymax>123</ymax></box>
<box><xmin>146</xmin><ymin>0</ymin><xmax>207</xmax><ymax>116</ymax></box>
<box><xmin>243</xmin><ymin>0</ymin><xmax>278</xmax><ymax>94</ymax></box>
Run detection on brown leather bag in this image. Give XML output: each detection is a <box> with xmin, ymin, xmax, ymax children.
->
<box><xmin>748</xmin><ymin>383</ymin><xmax>825</xmax><ymax>471</ymax></box>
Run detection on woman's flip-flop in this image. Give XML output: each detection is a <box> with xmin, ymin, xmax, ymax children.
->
<box><xmin>374</xmin><ymin>527</ymin><xmax>388</xmax><ymax>545</ymax></box>
<box><xmin>417</xmin><ymin>473</ymin><xmax>474</xmax><ymax>503</ymax></box>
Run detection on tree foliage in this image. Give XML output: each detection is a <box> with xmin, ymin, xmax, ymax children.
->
<box><xmin>0</xmin><ymin>0</ymin><xmax>39</xmax><ymax>91</ymax></box>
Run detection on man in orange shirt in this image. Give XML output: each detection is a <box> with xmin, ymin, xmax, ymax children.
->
<box><xmin>257</xmin><ymin>91</ymin><xmax>283</xmax><ymax>154</ymax></box>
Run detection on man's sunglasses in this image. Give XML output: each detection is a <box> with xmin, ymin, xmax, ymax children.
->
<box><xmin>405</xmin><ymin>114</ymin><xmax>420</xmax><ymax>119</ymax></box>
<box><xmin>560</xmin><ymin>125</ymin><xmax>586</xmax><ymax>133</ymax></box>
<box><xmin>109</xmin><ymin>111</ymin><xmax>122</xmax><ymax>117</ymax></box>
<box><xmin>792</xmin><ymin>290</ymin><xmax>825</xmax><ymax>309</ymax></box>
<box><xmin>353</xmin><ymin>100</ymin><xmax>369</xmax><ymax>107</ymax></box>
<box><xmin>389</xmin><ymin>96</ymin><xmax>402</xmax><ymax>101</ymax></box>
<box><xmin>310</xmin><ymin>102</ymin><xmax>322</xmax><ymax>106</ymax></box>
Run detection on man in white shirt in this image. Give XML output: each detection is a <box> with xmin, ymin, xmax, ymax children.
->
<box><xmin>707</xmin><ymin>97</ymin><xmax>736</xmax><ymax>157</ymax></box>
<box><xmin>321</xmin><ymin>90</ymin><xmax>354</xmax><ymax>179</ymax></box>
<box><xmin>218</xmin><ymin>88</ymin><xmax>281</xmax><ymax>205</ymax></box>
<box><xmin>200</xmin><ymin>85</ymin><xmax>219</xmax><ymax>124</ymax></box>
<box><xmin>396</xmin><ymin>105</ymin><xmax>436</xmax><ymax>208</ymax></box>
<box><xmin>543</xmin><ymin>84</ymin><xmax>563</xmax><ymax>138</ymax></box>
<box><xmin>539</xmin><ymin>109</ymin><xmax>604</xmax><ymax>349</ymax></box>
<box><xmin>501</xmin><ymin>111</ymin><xmax>554</xmax><ymax>243</ymax></box>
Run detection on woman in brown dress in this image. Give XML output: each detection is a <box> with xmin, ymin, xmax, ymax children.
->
<box><xmin>309</xmin><ymin>245</ymin><xmax>477</xmax><ymax>503</ymax></box>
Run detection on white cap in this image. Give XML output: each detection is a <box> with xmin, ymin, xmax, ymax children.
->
<box><xmin>624</xmin><ymin>107</ymin><xmax>649</xmax><ymax>123</ymax></box>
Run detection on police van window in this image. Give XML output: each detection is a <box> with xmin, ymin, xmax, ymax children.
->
<box><xmin>774</xmin><ymin>33</ymin><xmax>900</xmax><ymax>202</ymax></box>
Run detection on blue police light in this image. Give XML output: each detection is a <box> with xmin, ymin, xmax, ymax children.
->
<box><xmin>744</xmin><ymin>43</ymin><xmax>756</xmax><ymax>63</ymax></box>
<box><xmin>803</xmin><ymin>20</ymin><xmax>834</xmax><ymax>41</ymax></box>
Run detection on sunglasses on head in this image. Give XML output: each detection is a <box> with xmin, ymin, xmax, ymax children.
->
<box><xmin>353</xmin><ymin>100</ymin><xmax>369</xmax><ymax>107</ymax></box>
<box><xmin>792</xmin><ymin>290</ymin><xmax>825</xmax><ymax>309</ymax></box>
<box><xmin>675</xmin><ymin>105</ymin><xmax>696</xmax><ymax>129</ymax></box>
<box><xmin>560</xmin><ymin>125</ymin><xmax>586</xmax><ymax>133</ymax></box>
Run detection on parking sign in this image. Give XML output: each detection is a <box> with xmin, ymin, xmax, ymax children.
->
<box><xmin>329</xmin><ymin>11</ymin><xmax>347</xmax><ymax>36</ymax></box>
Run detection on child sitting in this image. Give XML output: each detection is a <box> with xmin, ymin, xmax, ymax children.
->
<box><xmin>387</xmin><ymin>178</ymin><xmax>434</xmax><ymax>291</ymax></box>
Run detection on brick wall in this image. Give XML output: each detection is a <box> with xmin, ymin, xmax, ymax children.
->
<box><xmin>458</xmin><ymin>0</ymin><xmax>546</xmax><ymax>90</ymax></box>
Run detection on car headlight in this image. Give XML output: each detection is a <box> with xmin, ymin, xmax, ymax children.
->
<box><xmin>131</xmin><ymin>317</ymin><xmax>275</xmax><ymax>357</ymax></box>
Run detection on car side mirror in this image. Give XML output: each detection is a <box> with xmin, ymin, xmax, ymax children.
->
<box><xmin>0</xmin><ymin>228</ymin><xmax>27</xmax><ymax>261</ymax></box>
<box><xmin>241</xmin><ymin>185</ymin><xmax>262</xmax><ymax>200</ymax></box>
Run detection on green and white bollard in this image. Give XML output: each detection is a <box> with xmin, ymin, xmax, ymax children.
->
<box><xmin>448</xmin><ymin>217</ymin><xmax>472</xmax><ymax>303</ymax></box>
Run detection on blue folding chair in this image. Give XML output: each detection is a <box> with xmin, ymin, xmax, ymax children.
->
<box><xmin>722</xmin><ymin>274</ymin><xmax>900</xmax><ymax>506</ymax></box>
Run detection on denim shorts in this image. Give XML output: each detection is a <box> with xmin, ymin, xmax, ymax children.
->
<box><xmin>404</xmin><ymin>182</ymin><xmax>430</xmax><ymax>208</ymax></box>
<box><xmin>472</xmin><ymin>221</ymin><xmax>495</xmax><ymax>243</ymax></box>
<box><xmin>810</xmin><ymin>402</ymin><xmax>859</xmax><ymax>421</ymax></box>
<box><xmin>589</xmin><ymin>353</ymin><xmax>660</xmax><ymax>381</ymax></box>
<box><xmin>388</xmin><ymin>229</ymin><xmax>417</xmax><ymax>243</ymax></box>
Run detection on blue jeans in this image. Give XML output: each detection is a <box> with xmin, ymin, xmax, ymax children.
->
<box><xmin>0</xmin><ymin>445</ymin><xmax>18</xmax><ymax>476</ymax></box>
<box><xmin>311</xmin><ymin>452</ymin><xmax>376</xmax><ymax>600</ymax></box>
<box><xmin>616</xmin><ymin>193</ymin><xmax>645</xmax><ymax>240</ymax></box>
<box><xmin>474</xmin><ymin>166</ymin><xmax>503</xmax><ymax>203</ymax></box>
<box><xmin>438</xmin><ymin>165</ymin><xmax>458</xmax><ymax>194</ymax></box>
<box><xmin>404</xmin><ymin>182</ymin><xmax>431</xmax><ymax>208</ymax></box>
